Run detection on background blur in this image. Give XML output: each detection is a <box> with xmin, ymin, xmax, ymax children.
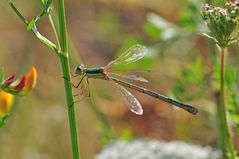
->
<box><xmin>0</xmin><ymin>0</ymin><xmax>239</xmax><ymax>159</ymax></box>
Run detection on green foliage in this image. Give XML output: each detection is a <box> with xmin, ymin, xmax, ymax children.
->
<box><xmin>224</xmin><ymin>66</ymin><xmax>239</xmax><ymax>134</ymax></box>
<box><xmin>143</xmin><ymin>22</ymin><xmax>161</xmax><ymax>40</ymax></box>
<box><xmin>145</xmin><ymin>5</ymin><xmax>205</xmax><ymax>59</ymax></box>
<box><xmin>182</xmin><ymin>58</ymin><xmax>204</xmax><ymax>84</ymax></box>
<box><xmin>119</xmin><ymin>129</ymin><xmax>133</xmax><ymax>141</ymax></box>
<box><xmin>0</xmin><ymin>115</ymin><xmax>8</xmax><ymax>128</ymax></box>
<box><xmin>171</xmin><ymin>64</ymin><xmax>205</xmax><ymax>101</ymax></box>
<box><xmin>172</xmin><ymin>80</ymin><xmax>187</xmax><ymax>99</ymax></box>
<box><xmin>177</xmin><ymin>0</ymin><xmax>202</xmax><ymax>29</ymax></box>
<box><xmin>209</xmin><ymin>0</ymin><xmax>225</xmax><ymax>7</ymax></box>
<box><xmin>178</xmin><ymin>10</ymin><xmax>197</xmax><ymax>29</ymax></box>
<box><xmin>146</xmin><ymin>0</ymin><xmax>203</xmax><ymax>43</ymax></box>
<box><xmin>172</xmin><ymin>52</ymin><xmax>239</xmax><ymax>133</ymax></box>
<box><xmin>145</xmin><ymin>13</ymin><xmax>190</xmax><ymax>58</ymax></box>
<box><xmin>7</xmin><ymin>0</ymin><xmax>57</xmax><ymax>52</ymax></box>
<box><xmin>147</xmin><ymin>13</ymin><xmax>180</xmax><ymax>41</ymax></box>
<box><xmin>0</xmin><ymin>69</ymin><xmax>4</xmax><ymax>84</ymax></box>
<box><xmin>142</xmin><ymin>0</ymin><xmax>208</xmax><ymax>106</ymax></box>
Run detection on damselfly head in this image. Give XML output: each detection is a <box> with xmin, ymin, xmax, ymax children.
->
<box><xmin>75</xmin><ymin>64</ymin><xmax>86</xmax><ymax>75</ymax></box>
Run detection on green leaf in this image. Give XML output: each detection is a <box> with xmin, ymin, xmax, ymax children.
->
<box><xmin>202</xmin><ymin>33</ymin><xmax>219</xmax><ymax>44</ymax></box>
<box><xmin>0</xmin><ymin>69</ymin><xmax>4</xmax><ymax>84</ymax></box>
<box><xmin>39</xmin><ymin>0</ymin><xmax>45</xmax><ymax>4</ymax></box>
<box><xmin>182</xmin><ymin>58</ymin><xmax>204</xmax><ymax>84</ymax></box>
<box><xmin>169</xmin><ymin>81</ymin><xmax>196</xmax><ymax>101</ymax></box>
<box><xmin>147</xmin><ymin>13</ymin><xmax>180</xmax><ymax>41</ymax></box>
<box><xmin>143</xmin><ymin>22</ymin><xmax>161</xmax><ymax>40</ymax></box>
<box><xmin>27</xmin><ymin>19</ymin><xmax>36</xmax><ymax>31</ymax></box>
<box><xmin>177</xmin><ymin>10</ymin><xmax>197</xmax><ymax>29</ymax></box>
<box><xmin>172</xmin><ymin>79</ymin><xmax>187</xmax><ymax>98</ymax></box>
<box><xmin>227</xmin><ymin>38</ymin><xmax>239</xmax><ymax>46</ymax></box>
<box><xmin>235</xmin><ymin>69</ymin><xmax>239</xmax><ymax>83</ymax></box>
<box><xmin>0</xmin><ymin>116</ymin><xmax>8</xmax><ymax>128</ymax></box>
<box><xmin>225</xmin><ymin>66</ymin><xmax>235</xmax><ymax>87</ymax></box>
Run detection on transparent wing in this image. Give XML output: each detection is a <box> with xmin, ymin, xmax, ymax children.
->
<box><xmin>117</xmin><ymin>84</ymin><xmax>143</xmax><ymax>115</ymax></box>
<box><xmin>105</xmin><ymin>44</ymin><xmax>148</xmax><ymax>69</ymax></box>
<box><xmin>109</xmin><ymin>73</ymin><xmax>148</xmax><ymax>83</ymax></box>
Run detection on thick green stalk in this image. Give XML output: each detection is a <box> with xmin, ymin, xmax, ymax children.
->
<box><xmin>57</xmin><ymin>1</ymin><xmax>80</xmax><ymax>159</ymax></box>
<box><xmin>218</xmin><ymin>48</ymin><xmax>236</xmax><ymax>159</ymax></box>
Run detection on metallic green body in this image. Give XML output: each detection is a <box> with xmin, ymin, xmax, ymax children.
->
<box><xmin>85</xmin><ymin>67</ymin><xmax>105</xmax><ymax>79</ymax></box>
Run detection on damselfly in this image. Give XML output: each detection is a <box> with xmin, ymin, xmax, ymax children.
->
<box><xmin>74</xmin><ymin>44</ymin><xmax>198</xmax><ymax>115</ymax></box>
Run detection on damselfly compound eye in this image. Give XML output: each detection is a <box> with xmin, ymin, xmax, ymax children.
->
<box><xmin>75</xmin><ymin>64</ymin><xmax>86</xmax><ymax>75</ymax></box>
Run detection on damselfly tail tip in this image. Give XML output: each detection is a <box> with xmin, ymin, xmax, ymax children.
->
<box><xmin>189</xmin><ymin>107</ymin><xmax>198</xmax><ymax>115</ymax></box>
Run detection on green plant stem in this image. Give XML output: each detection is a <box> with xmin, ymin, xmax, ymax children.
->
<box><xmin>218</xmin><ymin>48</ymin><xmax>236</xmax><ymax>159</ymax></box>
<box><xmin>8</xmin><ymin>0</ymin><xmax>81</xmax><ymax>158</ymax></box>
<box><xmin>7</xmin><ymin>0</ymin><xmax>28</xmax><ymax>25</ymax></box>
<box><xmin>57</xmin><ymin>0</ymin><xmax>80</xmax><ymax>159</ymax></box>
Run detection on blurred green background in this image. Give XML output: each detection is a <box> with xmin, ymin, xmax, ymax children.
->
<box><xmin>0</xmin><ymin>0</ymin><xmax>239</xmax><ymax>159</ymax></box>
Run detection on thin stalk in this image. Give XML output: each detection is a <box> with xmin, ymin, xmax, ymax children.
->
<box><xmin>48</xmin><ymin>14</ymin><xmax>61</xmax><ymax>49</ymax></box>
<box><xmin>7</xmin><ymin>1</ymin><xmax>58</xmax><ymax>53</ymax></box>
<box><xmin>57</xmin><ymin>0</ymin><xmax>81</xmax><ymax>159</ymax></box>
<box><xmin>218</xmin><ymin>48</ymin><xmax>236</xmax><ymax>159</ymax></box>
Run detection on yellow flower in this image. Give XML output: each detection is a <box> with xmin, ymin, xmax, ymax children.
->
<box><xmin>0</xmin><ymin>67</ymin><xmax>37</xmax><ymax>126</ymax></box>
<box><xmin>0</xmin><ymin>90</ymin><xmax>14</xmax><ymax>117</ymax></box>
<box><xmin>19</xmin><ymin>67</ymin><xmax>37</xmax><ymax>96</ymax></box>
<box><xmin>0</xmin><ymin>67</ymin><xmax>37</xmax><ymax>96</ymax></box>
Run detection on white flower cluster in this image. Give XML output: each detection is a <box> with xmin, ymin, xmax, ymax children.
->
<box><xmin>96</xmin><ymin>139</ymin><xmax>221</xmax><ymax>159</ymax></box>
